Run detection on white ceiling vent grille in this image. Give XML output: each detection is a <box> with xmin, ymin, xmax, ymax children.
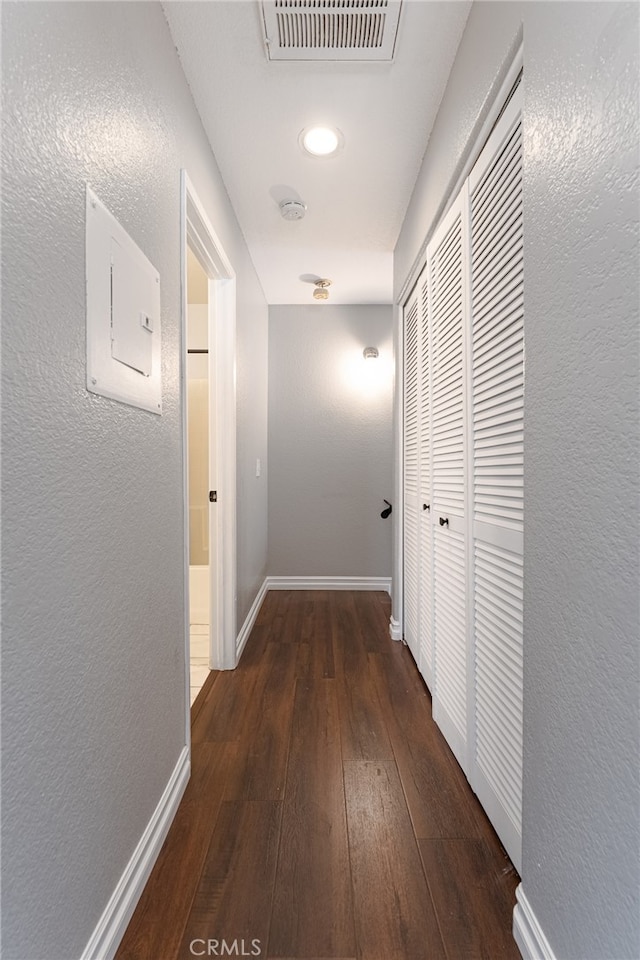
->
<box><xmin>261</xmin><ymin>0</ymin><xmax>402</xmax><ymax>61</ymax></box>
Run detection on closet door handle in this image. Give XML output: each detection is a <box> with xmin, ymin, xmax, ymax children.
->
<box><xmin>423</xmin><ymin>503</ymin><xmax>430</xmax><ymax>512</ymax></box>
<box><xmin>439</xmin><ymin>516</ymin><xmax>449</xmax><ymax>527</ymax></box>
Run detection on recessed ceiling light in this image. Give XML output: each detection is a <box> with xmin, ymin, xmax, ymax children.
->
<box><xmin>300</xmin><ymin>126</ymin><xmax>343</xmax><ymax>157</ymax></box>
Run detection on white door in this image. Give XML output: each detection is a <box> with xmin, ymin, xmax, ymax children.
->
<box><xmin>428</xmin><ymin>193</ymin><xmax>469</xmax><ymax>775</ymax></box>
<box><xmin>417</xmin><ymin>267</ymin><xmax>434</xmax><ymax>688</ymax></box>
<box><xmin>469</xmin><ymin>87</ymin><xmax>524</xmax><ymax>871</ymax></box>
<box><xmin>403</xmin><ymin>287</ymin><xmax>420</xmax><ymax>662</ymax></box>
<box><xmin>399</xmin><ymin>81</ymin><xmax>524</xmax><ymax>869</ymax></box>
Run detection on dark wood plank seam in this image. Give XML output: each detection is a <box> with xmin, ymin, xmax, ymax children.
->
<box><xmin>370</xmin><ymin>652</ymin><xmax>452</xmax><ymax>958</ymax></box>
<box><xmin>262</xmin><ymin>657</ymin><xmax>296</xmax><ymax>959</ymax></box>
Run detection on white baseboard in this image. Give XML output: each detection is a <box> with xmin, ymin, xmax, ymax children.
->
<box><xmin>81</xmin><ymin>746</ymin><xmax>190</xmax><ymax>960</ymax></box>
<box><xmin>513</xmin><ymin>884</ymin><xmax>557</xmax><ymax>960</ymax></box>
<box><xmin>266</xmin><ymin>576</ymin><xmax>391</xmax><ymax>595</ymax></box>
<box><xmin>389</xmin><ymin>616</ymin><xmax>402</xmax><ymax>641</ymax></box>
<box><xmin>236</xmin><ymin>576</ymin><xmax>269</xmax><ymax>660</ymax></box>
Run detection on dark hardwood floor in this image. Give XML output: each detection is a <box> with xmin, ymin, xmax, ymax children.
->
<box><xmin>116</xmin><ymin>590</ymin><xmax>520</xmax><ymax>960</ymax></box>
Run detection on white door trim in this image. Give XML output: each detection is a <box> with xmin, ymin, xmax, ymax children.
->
<box><xmin>391</xmin><ymin>301</ymin><xmax>405</xmax><ymax>642</ymax></box>
<box><xmin>180</xmin><ymin>171</ymin><xmax>237</xmax><ymax>746</ymax></box>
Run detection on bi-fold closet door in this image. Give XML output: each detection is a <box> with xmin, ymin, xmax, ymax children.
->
<box><xmin>402</xmin><ymin>84</ymin><xmax>523</xmax><ymax>871</ymax></box>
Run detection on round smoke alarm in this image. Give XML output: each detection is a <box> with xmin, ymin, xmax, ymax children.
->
<box><xmin>279</xmin><ymin>199</ymin><xmax>307</xmax><ymax>221</ymax></box>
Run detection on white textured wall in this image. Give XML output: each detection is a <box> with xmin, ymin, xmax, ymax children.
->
<box><xmin>268</xmin><ymin>305</ymin><xmax>393</xmax><ymax>578</ymax></box>
<box><xmin>0</xmin><ymin>4</ymin><xmax>268</xmax><ymax>959</ymax></box>
<box><xmin>237</xmin><ymin>274</ymin><xmax>269</xmax><ymax>620</ymax></box>
<box><xmin>394</xmin><ymin>2</ymin><xmax>639</xmax><ymax>957</ymax></box>
<box><xmin>522</xmin><ymin>5</ymin><xmax>639</xmax><ymax>958</ymax></box>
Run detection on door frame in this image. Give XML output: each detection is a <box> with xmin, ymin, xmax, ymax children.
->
<box><xmin>180</xmin><ymin>171</ymin><xmax>237</xmax><ymax>735</ymax></box>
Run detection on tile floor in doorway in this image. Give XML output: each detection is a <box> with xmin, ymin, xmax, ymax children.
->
<box><xmin>190</xmin><ymin>624</ymin><xmax>210</xmax><ymax>705</ymax></box>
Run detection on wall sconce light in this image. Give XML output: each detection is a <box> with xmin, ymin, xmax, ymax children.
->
<box><xmin>363</xmin><ymin>346</ymin><xmax>379</xmax><ymax>360</ymax></box>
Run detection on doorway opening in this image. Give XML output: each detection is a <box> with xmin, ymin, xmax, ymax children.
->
<box><xmin>181</xmin><ymin>172</ymin><xmax>237</xmax><ymax>739</ymax></box>
<box><xmin>186</xmin><ymin>247</ymin><xmax>212</xmax><ymax>704</ymax></box>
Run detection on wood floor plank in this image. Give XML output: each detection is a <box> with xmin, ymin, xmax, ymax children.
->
<box><xmin>330</xmin><ymin>592</ymin><xmax>368</xmax><ymax>678</ymax></box>
<box><xmin>344</xmin><ymin>760</ymin><xmax>447</xmax><ymax>960</ymax></box>
<box><xmin>299</xmin><ymin>596</ymin><xmax>316</xmax><ymax>644</ymax></box>
<box><xmin>190</xmin><ymin>669</ymin><xmax>220</xmax><ymax>724</ymax></box>
<box><xmin>256</xmin><ymin>590</ymin><xmax>279</xmax><ymax>627</ymax></box>
<box><xmin>293</xmin><ymin>640</ymin><xmax>312</xmax><ymax>678</ymax></box>
<box><xmin>370</xmin><ymin>651</ymin><xmax>485</xmax><ymax>840</ymax></box>
<box><xmin>177</xmin><ymin>800</ymin><xmax>282</xmax><ymax>959</ymax></box>
<box><xmin>419</xmin><ymin>839</ymin><xmax>520</xmax><ymax>960</ymax></box>
<box><xmin>291</xmin><ymin>593</ymin><xmax>336</xmax><ymax>678</ymax></box>
<box><xmin>307</xmin><ymin>594</ymin><xmax>336</xmax><ymax>679</ymax></box>
<box><xmin>238</xmin><ymin>622</ymin><xmax>273</xmax><ymax>670</ymax></box>
<box><xmin>352</xmin><ymin>590</ymin><xmax>392</xmax><ymax>653</ymax></box>
<box><xmin>277</xmin><ymin>589</ymin><xmax>305</xmax><ymax>644</ymax></box>
<box><xmin>331</xmin><ymin>588</ymin><xmax>393</xmax><ymax>760</ymax></box>
<box><xmin>336</xmin><ymin>658</ymin><xmax>394</xmax><ymax>762</ymax></box>
<box><xmin>191</xmin><ymin>663</ymin><xmax>260</xmax><ymax>744</ymax></box>
<box><xmin>226</xmin><ymin>642</ymin><xmax>296</xmax><ymax>801</ymax></box>
<box><xmin>115</xmin><ymin>741</ymin><xmax>238</xmax><ymax>960</ymax></box>
<box><xmin>118</xmin><ymin>592</ymin><xmax>519</xmax><ymax>960</ymax></box>
<box><xmin>265</xmin><ymin>590</ymin><xmax>293</xmax><ymax>644</ymax></box>
<box><xmin>268</xmin><ymin>679</ymin><xmax>355</xmax><ymax>959</ymax></box>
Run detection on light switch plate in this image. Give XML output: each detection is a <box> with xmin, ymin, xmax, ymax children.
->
<box><xmin>86</xmin><ymin>185</ymin><xmax>161</xmax><ymax>414</ymax></box>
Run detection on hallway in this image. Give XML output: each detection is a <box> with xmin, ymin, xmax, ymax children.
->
<box><xmin>117</xmin><ymin>591</ymin><xmax>519</xmax><ymax>960</ymax></box>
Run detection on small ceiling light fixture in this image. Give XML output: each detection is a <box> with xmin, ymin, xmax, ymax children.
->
<box><xmin>313</xmin><ymin>278</ymin><xmax>331</xmax><ymax>301</ymax></box>
<box><xmin>279</xmin><ymin>199</ymin><xmax>307</xmax><ymax>220</ymax></box>
<box><xmin>300</xmin><ymin>125</ymin><xmax>344</xmax><ymax>158</ymax></box>
<box><xmin>363</xmin><ymin>346</ymin><xmax>379</xmax><ymax>360</ymax></box>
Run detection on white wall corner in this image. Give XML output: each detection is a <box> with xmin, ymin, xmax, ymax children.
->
<box><xmin>513</xmin><ymin>884</ymin><xmax>557</xmax><ymax>960</ymax></box>
<box><xmin>389</xmin><ymin>616</ymin><xmax>402</xmax><ymax>641</ymax></box>
<box><xmin>81</xmin><ymin>746</ymin><xmax>190</xmax><ymax>960</ymax></box>
<box><xmin>235</xmin><ymin>576</ymin><xmax>269</xmax><ymax>661</ymax></box>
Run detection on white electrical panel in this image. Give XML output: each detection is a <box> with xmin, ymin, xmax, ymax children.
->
<box><xmin>86</xmin><ymin>185</ymin><xmax>161</xmax><ymax>414</ymax></box>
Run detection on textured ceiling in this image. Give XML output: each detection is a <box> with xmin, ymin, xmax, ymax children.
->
<box><xmin>163</xmin><ymin>1</ymin><xmax>471</xmax><ymax>304</ymax></box>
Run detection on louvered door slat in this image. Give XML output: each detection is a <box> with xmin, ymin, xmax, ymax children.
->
<box><xmin>434</xmin><ymin>530</ymin><xmax>467</xmax><ymax>747</ymax></box>
<box><xmin>473</xmin><ymin>171</ymin><xmax>522</xmax><ymax>245</ymax></box>
<box><xmin>427</xmin><ymin>196</ymin><xmax>468</xmax><ymax>772</ymax></box>
<box><xmin>473</xmin><ymin>257</ymin><xmax>523</xmax><ymax>316</ymax></box>
<box><xmin>475</xmin><ymin>325</ymin><xmax>523</xmax><ymax>369</ymax></box>
<box><xmin>418</xmin><ymin>268</ymin><xmax>434</xmax><ymax>687</ymax></box>
<box><xmin>471</xmin><ymin>123</ymin><xmax>521</xmax><ymax>207</ymax></box>
<box><xmin>474</xmin><ymin>295</ymin><xmax>523</xmax><ymax>350</ymax></box>
<box><xmin>403</xmin><ymin>292</ymin><xmax>420</xmax><ymax>660</ymax></box>
<box><xmin>470</xmin><ymin>88</ymin><xmax>523</xmax><ymax>872</ymax></box>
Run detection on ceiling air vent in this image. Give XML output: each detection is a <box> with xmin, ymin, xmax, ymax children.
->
<box><xmin>261</xmin><ymin>0</ymin><xmax>402</xmax><ymax>62</ymax></box>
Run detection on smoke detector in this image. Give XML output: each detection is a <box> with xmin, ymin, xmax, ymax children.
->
<box><xmin>279</xmin><ymin>199</ymin><xmax>307</xmax><ymax>221</ymax></box>
<box><xmin>313</xmin><ymin>279</ymin><xmax>331</xmax><ymax>301</ymax></box>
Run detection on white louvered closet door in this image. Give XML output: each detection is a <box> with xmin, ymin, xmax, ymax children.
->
<box><xmin>417</xmin><ymin>266</ymin><xmax>434</xmax><ymax>688</ymax></box>
<box><xmin>403</xmin><ymin>287</ymin><xmax>420</xmax><ymax>662</ymax></box>
<box><xmin>469</xmin><ymin>87</ymin><xmax>524</xmax><ymax>871</ymax></box>
<box><xmin>428</xmin><ymin>194</ymin><xmax>469</xmax><ymax>775</ymax></box>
